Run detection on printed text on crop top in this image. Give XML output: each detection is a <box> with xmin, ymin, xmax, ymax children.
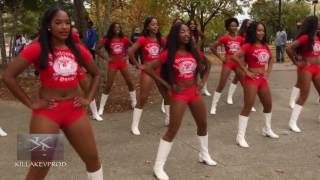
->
<box><xmin>137</xmin><ymin>36</ymin><xmax>164</xmax><ymax>62</ymax></box>
<box><xmin>240</xmin><ymin>43</ymin><xmax>271</xmax><ymax>68</ymax></box>
<box><xmin>19</xmin><ymin>42</ymin><xmax>92</xmax><ymax>88</ymax></box>
<box><xmin>218</xmin><ymin>34</ymin><xmax>244</xmax><ymax>56</ymax></box>
<box><xmin>159</xmin><ymin>51</ymin><xmax>203</xmax><ymax>83</ymax></box>
<box><xmin>297</xmin><ymin>34</ymin><xmax>320</xmax><ymax>58</ymax></box>
<box><xmin>99</xmin><ymin>37</ymin><xmax>131</xmax><ymax>59</ymax></box>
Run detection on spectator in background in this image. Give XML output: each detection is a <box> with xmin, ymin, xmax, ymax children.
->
<box><xmin>85</xmin><ymin>21</ymin><xmax>97</xmax><ymax>58</ymax></box>
<box><xmin>275</xmin><ymin>27</ymin><xmax>287</xmax><ymax>63</ymax></box>
<box><xmin>14</xmin><ymin>33</ymin><xmax>26</xmax><ymax>56</ymax></box>
<box><xmin>130</xmin><ymin>26</ymin><xmax>142</xmax><ymax>64</ymax></box>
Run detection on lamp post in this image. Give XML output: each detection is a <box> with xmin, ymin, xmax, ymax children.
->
<box><xmin>279</xmin><ymin>0</ymin><xmax>282</xmax><ymax>30</ymax></box>
<box><xmin>313</xmin><ymin>0</ymin><xmax>318</xmax><ymax>16</ymax></box>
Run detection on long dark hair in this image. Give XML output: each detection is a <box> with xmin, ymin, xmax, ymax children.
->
<box><xmin>38</xmin><ymin>6</ymin><xmax>83</xmax><ymax>69</ymax></box>
<box><xmin>161</xmin><ymin>23</ymin><xmax>201</xmax><ymax>85</ymax></box>
<box><xmin>239</xmin><ymin>19</ymin><xmax>250</xmax><ymax>36</ymax></box>
<box><xmin>142</xmin><ymin>17</ymin><xmax>162</xmax><ymax>48</ymax></box>
<box><xmin>296</xmin><ymin>16</ymin><xmax>319</xmax><ymax>54</ymax></box>
<box><xmin>187</xmin><ymin>19</ymin><xmax>200</xmax><ymax>43</ymax></box>
<box><xmin>245</xmin><ymin>21</ymin><xmax>267</xmax><ymax>44</ymax></box>
<box><xmin>104</xmin><ymin>22</ymin><xmax>124</xmax><ymax>51</ymax></box>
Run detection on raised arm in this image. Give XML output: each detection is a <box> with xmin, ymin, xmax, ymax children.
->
<box><xmin>209</xmin><ymin>40</ymin><xmax>224</xmax><ymax>63</ymax></box>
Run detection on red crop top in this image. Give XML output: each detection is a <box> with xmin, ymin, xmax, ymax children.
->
<box><xmin>99</xmin><ymin>37</ymin><xmax>131</xmax><ymax>59</ymax></box>
<box><xmin>19</xmin><ymin>42</ymin><xmax>92</xmax><ymax>88</ymax></box>
<box><xmin>297</xmin><ymin>34</ymin><xmax>320</xmax><ymax>58</ymax></box>
<box><xmin>159</xmin><ymin>51</ymin><xmax>203</xmax><ymax>83</ymax></box>
<box><xmin>218</xmin><ymin>34</ymin><xmax>244</xmax><ymax>56</ymax></box>
<box><xmin>240</xmin><ymin>43</ymin><xmax>271</xmax><ymax>68</ymax></box>
<box><xmin>137</xmin><ymin>36</ymin><xmax>165</xmax><ymax>62</ymax></box>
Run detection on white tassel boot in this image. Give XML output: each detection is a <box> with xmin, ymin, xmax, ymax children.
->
<box><xmin>289</xmin><ymin>87</ymin><xmax>300</xmax><ymax>109</ymax></box>
<box><xmin>98</xmin><ymin>94</ymin><xmax>109</xmax><ymax>116</ymax></box>
<box><xmin>262</xmin><ymin>113</ymin><xmax>279</xmax><ymax>138</ymax></box>
<box><xmin>227</xmin><ymin>83</ymin><xmax>237</xmax><ymax>105</ymax></box>
<box><xmin>0</xmin><ymin>127</ymin><xmax>7</xmax><ymax>137</ymax></box>
<box><xmin>164</xmin><ymin>105</ymin><xmax>170</xmax><ymax>126</ymax></box>
<box><xmin>236</xmin><ymin>115</ymin><xmax>249</xmax><ymax>148</ymax></box>
<box><xmin>210</xmin><ymin>92</ymin><xmax>221</xmax><ymax>115</ymax></box>
<box><xmin>201</xmin><ymin>82</ymin><xmax>211</xmax><ymax>96</ymax></box>
<box><xmin>129</xmin><ymin>91</ymin><xmax>137</xmax><ymax>109</ymax></box>
<box><xmin>131</xmin><ymin>108</ymin><xmax>143</xmax><ymax>135</ymax></box>
<box><xmin>90</xmin><ymin>100</ymin><xmax>103</xmax><ymax>121</ymax></box>
<box><xmin>197</xmin><ymin>134</ymin><xmax>217</xmax><ymax>166</ymax></box>
<box><xmin>153</xmin><ymin>139</ymin><xmax>173</xmax><ymax>180</ymax></box>
<box><xmin>288</xmin><ymin>104</ymin><xmax>302</xmax><ymax>132</ymax></box>
<box><xmin>87</xmin><ymin>167</ymin><xmax>103</xmax><ymax>180</ymax></box>
<box><xmin>161</xmin><ymin>99</ymin><xmax>165</xmax><ymax>113</ymax></box>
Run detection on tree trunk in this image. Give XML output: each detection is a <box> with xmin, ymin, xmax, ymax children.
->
<box><xmin>73</xmin><ymin>0</ymin><xmax>89</xmax><ymax>39</ymax></box>
<box><xmin>95</xmin><ymin>0</ymin><xmax>104</xmax><ymax>38</ymax></box>
<box><xmin>9</xmin><ymin>0</ymin><xmax>23</xmax><ymax>60</ymax></box>
<box><xmin>0</xmin><ymin>6</ymin><xmax>7</xmax><ymax>65</ymax></box>
<box><xmin>103</xmin><ymin>0</ymin><xmax>111</xmax><ymax>35</ymax></box>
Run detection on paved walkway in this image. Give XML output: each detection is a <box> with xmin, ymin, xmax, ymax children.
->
<box><xmin>1</xmin><ymin>62</ymin><xmax>320</xmax><ymax>180</ymax></box>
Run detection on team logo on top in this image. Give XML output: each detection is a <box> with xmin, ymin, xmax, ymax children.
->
<box><xmin>228</xmin><ymin>41</ymin><xmax>240</xmax><ymax>53</ymax></box>
<box><xmin>112</xmin><ymin>44</ymin><xmax>123</xmax><ymax>54</ymax></box>
<box><xmin>256</xmin><ymin>50</ymin><xmax>270</xmax><ymax>65</ymax></box>
<box><xmin>53</xmin><ymin>56</ymin><xmax>78</xmax><ymax>77</ymax></box>
<box><xmin>146</xmin><ymin>43</ymin><xmax>160</xmax><ymax>56</ymax></box>
<box><xmin>175</xmin><ymin>58</ymin><xmax>196</xmax><ymax>78</ymax></box>
<box><xmin>313</xmin><ymin>41</ymin><xmax>320</xmax><ymax>54</ymax></box>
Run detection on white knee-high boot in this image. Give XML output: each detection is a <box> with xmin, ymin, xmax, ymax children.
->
<box><xmin>227</xmin><ymin>83</ymin><xmax>237</xmax><ymax>105</ymax></box>
<box><xmin>236</xmin><ymin>115</ymin><xmax>249</xmax><ymax>148</ymax></box>
<box><xmin>90</xmin><ymin>100</ymin><xmax>103</xmax><ymax>121</ymax></box>
<box><xmin>289</xmin><ymin>87</ymin><xmax>300</xmax><ymax>109</ymax></box>
<box><xmin>98</xmin><ymin>94</ymin><xmax>109</xmax><ymax>116</ymax></box>
<box><xmin>197</xmin><ymin>134</ymin><xmax>217</xmax><ymax>166</ymax></box>
<box><xmin>288</xmin><ymin>104</ymin><xmax>302</xmax><ymax>132</ymax></box>
<box><xmin>129</xmin><ymin>91</ymin><xmax>137</xmax><ymax>109</ymax></box>
<box><xmin>0</xmin><ymin>127</ymin><xmax>7</xmax><ymax>137</ymax></box>
<box><xmin>87</xmin><ymin>167</ymin><xmax>103</xmax><ymax>180</ymax></box>
<box><xmin>210</xmin><ymin>92</ymin><xmax>221</xmax><ymax>115</ymax></box>
<box><xmin>131</xmin><ymin>108</ymin><xmax>143</xmax><ymax>135</ymax></box>
<box><xmin>153</xmin><ymin>139</ymin><xmax>173</xmax><ymax>180</ymax></box>
<box><xmin>262</xmin><ymin>113</ymin><xmax>279</xmax><ymax>138</ymax></box>
<box><xmin>161</xmin><ymin>99</ymin><xmax>165</xmax><ymax>113</ymax></box>
<box><xmin>202</xmin><ymin>82</ymin><xmax>211</xmax><ymax>96</ymax></box>
<box><xmin>164</xmin><ymin>105</ymin><xmax>170</xmax><ymax>126</ymax></box>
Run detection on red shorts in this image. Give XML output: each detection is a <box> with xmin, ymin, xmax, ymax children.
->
<box><xmin>32</xmin><ymin>98</ymin><xmax>85</xmax><ymax>128</ymax></box>
<box><xmin>108</xmin><ymin>59</ymin><xmax>128</xmax><ymax>69</ymax></box>
<box><xmin>170</xmin><ymin>84</ymin><xmax>201</xmax><ymax>104</ymax></box>
<box><xmin>223</xmin><ymin>60</ymin><xmax>238</xmax><ymax>71</ymax></box>
<box><xmin>297</xmin><ymin>64</ymin><xmax>320</xmax><ymax>77</ymax></box>
<box><xmin>243</xmin><ymin>74</ymin><xmax>268</xmax><ymax>89</ymax></box>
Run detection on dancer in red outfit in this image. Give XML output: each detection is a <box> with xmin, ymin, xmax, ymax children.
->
<box><xmin>96</xmin><ymin>22</ymin><xmax>136</xmax><ymax>118</ymax></box>
<box><xmin>3</xmin><ymin>6</ymin><xmax>103</xmax><ymax>179</ymax></box>
<box><xmin>286</xmin><ymin>16</ymin><xmax>320</xmax><ymax>132</ymax></box>
<box><xmin>187</xmin><ymin>19</ymin><xmax>212</xmax><ymax>97</ymax></box>
<box><xmin>232</xmin><ymin>21</ymin><xmax>279</xmax><ymax>148</ymax></box>
<box><xmin>72</xmin><ymin>26</ymin><xmax>102</xmax><ymax>121</ymax></box>
<box><xmin>226</xmin><ymin>19</ymin><xmax>253</xmax><ymax>105</ymax></box>
<box><xmin>143</xmin><ymin>22</ymin><xmax>216</xmax><ymax>180</ymax></box>
<box><xmin>128</xmin><ymin>17</ymin><xmax>169</xmax><ymax>135</ymax></box>
<box><xmin>209</xmin><ymin>18</ymin><xmax>245</xmax><ymax>114</ymax></box>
